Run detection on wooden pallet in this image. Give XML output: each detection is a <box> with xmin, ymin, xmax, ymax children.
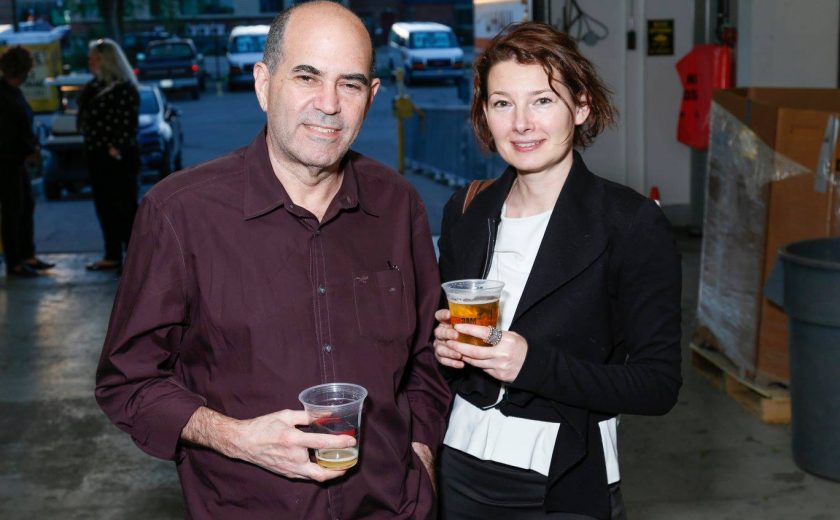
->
<box><xmin>690</xmin><ymin>343</ymin><xmax>791</xmax><ymax>424</ymax></box>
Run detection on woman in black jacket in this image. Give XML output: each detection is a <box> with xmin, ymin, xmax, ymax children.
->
<box><xmin>78</xmin><ymin>38</ymin><xmax>140</xmax><ymax>271</ymax></box>
<box><xmin>433</xmin><ymin>23</ymin><xmax>682</xmax><ymax>519</ymax></box>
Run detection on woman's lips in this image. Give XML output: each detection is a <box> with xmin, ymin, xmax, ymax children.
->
<box><xmin>511</xmin><ymin>139</ymin><xmax>545</xmax><ymax>152</ymax></box>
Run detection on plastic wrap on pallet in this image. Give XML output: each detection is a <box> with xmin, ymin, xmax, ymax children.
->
<box><xmin>403</xmin><ymin>104</ymin><xmax>506</xmax><ymax>185</ymax></box>
<box><xmin>821</xmin><ymin>115</ymin><xmax>840</xmax><ymax>237</ymax></box>
<box><xmin>696</xmin><ymin>102</ymin><xmax>811</xmax><ymax>374</ymax></box>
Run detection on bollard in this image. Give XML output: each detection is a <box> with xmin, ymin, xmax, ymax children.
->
<box><xmin>392</xmin><ymin>68</ymin><xmax>420</xmax><ymax>174</ymax></box>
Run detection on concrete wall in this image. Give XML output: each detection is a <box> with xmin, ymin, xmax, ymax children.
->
<box><xmin>544</xmin><ymin>0</ymin><xmax>694</xmax><ymax>217</ymax></box>
<box><xmin>737</xmin><ymin>0</ymin><xmax>839</xmax><ymax>88</ymax></box>
<box><xmin>539</xmin><ymin>0</ymin><xmax>840</xmax><ymax>224</ymax></box>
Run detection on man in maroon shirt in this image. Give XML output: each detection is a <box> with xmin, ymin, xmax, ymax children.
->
<box><xmin>94</xmin><ymin>2</ymin><xmax>451</xmax><ymax>518</ymax></box>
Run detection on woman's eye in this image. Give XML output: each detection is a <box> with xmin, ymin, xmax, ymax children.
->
<box><xmin>535</xmin><ymin>97</ymin><xmax>553</xmax><ymax>105</ymax></box>
<box><xmin>493</xmin><ymin>100</ymin><xmax>509</xmax><ymax>108</ymax></box>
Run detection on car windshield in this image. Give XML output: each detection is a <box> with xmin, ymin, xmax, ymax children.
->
<box><xmin>409</xmin><ymin>31</ymin><xmax>456</xmax><ymax>49</ymax></box>
<box><xmin>148</xmin><ymin>43</ymin><xmax>194</xmax><ymax>59</ymax></box>
<box><xmin>139</xmin><ymin>89</ymin><xmax>159</xmax><ymax>114</ymax></box>
<box><xmin>229</xmin><ymin>35</ymin><xmax>267</xmax><ymax>53</ymax></box>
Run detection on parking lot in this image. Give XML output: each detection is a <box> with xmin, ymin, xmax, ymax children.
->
<box><xmin>33</xmin><ymin>74</ymin><xmax>463</xmax><ymax>253</ymax></box>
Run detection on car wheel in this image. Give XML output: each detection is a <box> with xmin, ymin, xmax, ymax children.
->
<box><xmin>199</xmin><ymin>77</ymin><xmax>207</xmax><ymax>92</ymax></box>
<box><xmin>44</xmin><ymin>180</ymin><xmax>62</xmax><ymax>201</ymax></box>
<box><xmin>190</xmin><ymin>87</ymin><xmax>200</xmax><ymax>100</ymax></box>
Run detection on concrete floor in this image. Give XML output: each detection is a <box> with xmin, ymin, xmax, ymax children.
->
<box><xmin>1</xmin><ymin>234</ymin><xmax>838</xmax><ymax>519</ymax></box>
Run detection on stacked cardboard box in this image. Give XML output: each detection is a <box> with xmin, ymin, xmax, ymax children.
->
<box><xmin>696</xmin><ymin>88</ymin><xmax>840</xmax><ymax>383</ymax></box>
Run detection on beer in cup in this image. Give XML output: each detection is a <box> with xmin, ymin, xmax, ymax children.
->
<box><xmin>299</xmin><ymin>383</ymin><xmax>367</xmax><ymax>470</ymax></box>
<box><xmin>441</xmin><ymin>279</ymin><xmax>504</xmax><ymax>346</ymax></box>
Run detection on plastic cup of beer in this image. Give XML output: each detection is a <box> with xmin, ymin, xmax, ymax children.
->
<box><xmin>441</xmin><ymin>279</ymin><xmax>505</xmax><ymax>346</ymax></box>
<box><xmin>299</xmin><ymin>382</ymin><xmax>367</xmax><ymax>470</ymax></box>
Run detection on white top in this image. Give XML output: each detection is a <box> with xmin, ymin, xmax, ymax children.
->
<box><xmin>444</xmin><ymin>205</ymin><xmax>620</xmax><ymax>482</ymax></box>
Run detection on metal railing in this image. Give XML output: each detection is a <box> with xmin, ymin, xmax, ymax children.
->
<box><xmin>403</xmin><ymin>104</ymin><xmax>507</xmax><ymax>187</ymax></box>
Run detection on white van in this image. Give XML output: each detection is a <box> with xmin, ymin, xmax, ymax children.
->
<box><xmin>226</xmin><ymin>25</ymin><xmax>270</xmax><ymax>89</ymax></box>
<box><xmin>388</xmin><ymin>22</ymin><xmax>464</xmax><ymax>84</ymax></box>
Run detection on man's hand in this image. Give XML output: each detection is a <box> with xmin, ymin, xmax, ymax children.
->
<box><xmin>181</xmin><ymin>406</ymin><xmax>355</xmax><ymax>482</ymax></box>
<box><xmin>412</xmin><ymin>441</ymin><xmax>436</xmax><ymax>494</ymax></box>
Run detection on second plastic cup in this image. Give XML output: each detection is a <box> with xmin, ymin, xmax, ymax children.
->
<box><xmin>441</xmin><ymin>279</ymin><xmax>505</xmax><ymax>346</ymax></box>
<box><xmin>298</xmin><ymin>382</ymin><xmax>368</xmax><ymax>470</ymax></box>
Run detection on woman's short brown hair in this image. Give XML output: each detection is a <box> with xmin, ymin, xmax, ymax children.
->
<box><xmin>471</xmin><ymin>22</ymin><xmax>616</xmax><ymax>152</ymax></box>
<box><xmin>0</xmin><ymin>46</ymin><xmax>34</xmax><ymax>80</ymax></box>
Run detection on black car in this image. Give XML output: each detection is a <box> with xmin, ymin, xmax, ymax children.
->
<box><xmin>136</xmin><ymin>38</ymin><xmax>206</xmax><ymax>99</ymax></box>
<box><xmin>42</xmin><ymin>76</ymin><xmax>184</xmax><ymax>199</ymax></box>
<box><xmin>123</xmin><ymin>30</ymin><xmax>174</xmax><ymax>65</ymax></box>
<box><xmin>137</xmin><ymin>84</ymin><xmax>184</xmax><ymax>179</ymax></box>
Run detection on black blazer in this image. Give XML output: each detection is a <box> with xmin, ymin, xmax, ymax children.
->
<box><xmin>438</xmin><ymin>151</ymin><xmax>682</xmax><ymax>519</ymax></box>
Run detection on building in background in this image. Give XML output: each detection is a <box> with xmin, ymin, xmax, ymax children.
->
<box><xmin>1</xmin><ymin>0</ymin><xmax>473</xmax><ymax>69</ymax></box>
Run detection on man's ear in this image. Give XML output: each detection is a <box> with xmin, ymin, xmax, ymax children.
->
<box><xmin>253</xmin><ymin>62</ymin><xmax>271</xmax><ymax>113</ymax></box>
<box><xmin>364</xmin><ymin>77</ymin><xmax>381</xmax><ymax>116</ymax></box>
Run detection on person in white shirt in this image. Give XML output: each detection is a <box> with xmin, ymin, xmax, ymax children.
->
<box><xmin>433</xmin><ymin>22</ymin><xmax>682</xmax><ymax>520</ymax></box>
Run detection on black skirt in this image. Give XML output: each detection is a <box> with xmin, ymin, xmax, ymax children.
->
<box><xmin>439</xmin><ymin>446</ymin><xmax>626</xmax><ymax>520</ymax></box>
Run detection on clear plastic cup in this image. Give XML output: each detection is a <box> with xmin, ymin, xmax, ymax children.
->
<box><xmin>298</xmin><ymin>382</ymin><xmax>368</xmax><ymax>470</ymax></box>
<box><xmin>441</xmin><ymin>279</ymin><xmax>505</xmax><ymax>346</ymax></box>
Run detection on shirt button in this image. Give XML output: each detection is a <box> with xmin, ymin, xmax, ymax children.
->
<box><xmin>318</xmin><ymin>286</ymin><xmax>327</xmax><ymax>295</ymax></box>
<box><xmin>314</xmin><ymin>230</ymin><xmax>321</xmax><ymax>236</ymax></box>
<box><xmin>323</xmin><ymin>344</ymin><xmax>332</xmax><ymax>353</ymax></box>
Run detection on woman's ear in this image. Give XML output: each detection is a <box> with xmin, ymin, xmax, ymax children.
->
<box><xmin>575</xmin><ymin>93</ymin><xmax>591</xmax><ymax>126</ymax></box>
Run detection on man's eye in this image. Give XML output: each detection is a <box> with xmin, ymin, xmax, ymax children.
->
<box><xmin>298</xmin><ymin>75</ymin><xmax>315</xmax><ymax>83</ymax></box>
<box><xmin>343</xmin><ymin>82</ymin><xmax>363</xmax><ymax>91</ymax></box>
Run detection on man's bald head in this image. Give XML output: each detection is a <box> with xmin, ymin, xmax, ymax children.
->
<box><xmin>262</xmin><ymin>1</ymin><xmax>376</xmax><ymax>78</ymax></box>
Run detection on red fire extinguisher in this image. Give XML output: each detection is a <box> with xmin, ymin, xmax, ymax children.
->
<box><xmin>676</xmin><ymin>44</ymin><xmax>734</xmax><ymax>150</ymax></box>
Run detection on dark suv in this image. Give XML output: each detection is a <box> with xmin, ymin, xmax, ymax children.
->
<box><xmin>136</xmin><ymin>38</ymin><xmax>206</xmax><ymax>99</ymax></box>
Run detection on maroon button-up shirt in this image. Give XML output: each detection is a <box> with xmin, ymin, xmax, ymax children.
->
<box><xmin>95</xmin><ymin>130</ymin><xmax>452</xmax><ymax>519</ymax></box>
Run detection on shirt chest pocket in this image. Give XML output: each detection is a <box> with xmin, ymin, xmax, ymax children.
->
<box><xmin>353</xmin><ymin>269</ymin><xmax>408</xmax><ymax>342</ymax></box>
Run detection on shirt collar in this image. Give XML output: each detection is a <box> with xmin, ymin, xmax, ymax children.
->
<box><xmin>243</xmin><ymin>128</ymin><xmax>378</xmax><ymax>220</ymax></box>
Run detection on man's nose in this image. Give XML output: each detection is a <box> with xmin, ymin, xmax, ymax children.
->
<box><xmin>313</xmin><ymin>85</ymin><xmax>340</xmax><ymax>115</ymax></box>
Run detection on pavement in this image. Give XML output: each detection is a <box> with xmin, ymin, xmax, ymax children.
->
<box><xmin>3</xmin><ymin>69</ymin><xmax>839</xmax><ymax>519</ymax></box>
<box><xmin>3</xmin><ymin>233</ymin><xmax>840</xmax><ymax>518</ymax></box>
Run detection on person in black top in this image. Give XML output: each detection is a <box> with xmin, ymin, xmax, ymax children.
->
<box><xmin>77</xmin><ymin>38</ymin><xmax>140</xmax><ymax>272</ymax></box>
<box><xmin>433</xmin><ymin>23</ymin><xmax>682</xmax><ymax>519</ymax></box>
<box><xmin>0</xmin><ymin>45</ymin><xmax>56</xmax><ymax>278</ymax></box>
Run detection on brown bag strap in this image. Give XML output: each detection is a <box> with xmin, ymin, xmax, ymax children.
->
<box><xmin>462</xmin><ymin>179</ymin><xmax>496</xmax><ymax>214</ymax></box>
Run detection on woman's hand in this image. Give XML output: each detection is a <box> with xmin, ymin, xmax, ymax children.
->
<box><xmin>108</xmin><ymin>145</ymin><xmax>122</xmax><ymax>160</ymax></box>
<box><xmin>447</xmin><ymin>324</ymin><xmax>528</xmax><ymax>383</ymax></box>
<box><xmin>432</xmin><ymin>309</ymin><xmax>465</xmax><ymax>369</ymax></box>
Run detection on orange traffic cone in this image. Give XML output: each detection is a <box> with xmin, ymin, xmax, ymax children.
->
<box><xmin>649</xmin><ymin>186</ymin><xmax>661</xmax><ymax>207</ymax></box>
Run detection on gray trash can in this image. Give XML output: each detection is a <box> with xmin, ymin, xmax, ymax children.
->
<box><xmin>773</xmin><ymin>237</ymin><xmax>840</xmax><ymax>481</ymax></box>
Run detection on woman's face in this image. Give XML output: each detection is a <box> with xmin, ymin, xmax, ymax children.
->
<box><xmin>484</xmin><ymin>60</ymin><xmax>590</xmax><ymax>177</ymax></box>
<box><xmin>88</xmin><ymin>49</ymin><xmax>101</xmax><ymax>74</ymax></box>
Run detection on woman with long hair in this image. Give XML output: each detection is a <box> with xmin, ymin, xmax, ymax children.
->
<box><xmin>433</xmin><ymin>22</ymin><xmax>682</xmax><ymax>519</ymax></box>
<box><xmin>78</xmin><ymin>38</ymin><xmax>140</xmax><ymax>272</ymax></box>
